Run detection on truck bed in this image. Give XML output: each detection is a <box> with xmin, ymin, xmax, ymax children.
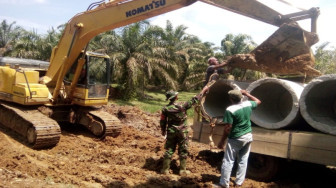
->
<box><xmin>192</xmin><ymin>122</ymin><xmax>336</xmax><ymax>166</ymax></box>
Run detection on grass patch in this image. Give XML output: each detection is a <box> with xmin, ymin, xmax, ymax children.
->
<box><xmin>110</xmin><ymin>90</ymin><xmax>198</xmax><ymax>121</ymax></box>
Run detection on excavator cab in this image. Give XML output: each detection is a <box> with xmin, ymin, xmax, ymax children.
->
<box><xmin>64</xmin><ymin>52</ymin><xmax>111</xmax><ymax>106</ymax></box>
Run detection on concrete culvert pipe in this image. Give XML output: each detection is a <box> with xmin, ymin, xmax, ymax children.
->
<box><xmin>246</xmin><ymin>78</ymin><xmax>304</xmax><ymax>129</ymax></box>
<box><xmin>299</xmin><ymin>74</ymin><xmax>336</xmax><ymax>135</ymax></box>
<box><xmin>202</xmin><ymin>79</ymin><xmax>241</xmax><ymax>121</ymax></box>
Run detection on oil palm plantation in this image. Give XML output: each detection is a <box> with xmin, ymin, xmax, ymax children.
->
<box><xmin>221</xmin><ymin>33</ymin><xmax>256</xmax><ymax>56</ymax></box>
<box><xmin>0</xmin><ymin>20</ymin><xmax>23</xmax><ymax>56</ymax></box>
<box><xmin>37</xmin><ymin>27</ymin><xmax>62</xmax><ymax>61</ymax></box>
<box><xmin>9</xmin><ymin>30</ymin><xmax>41</xmax><ymax>59</ymax></box>
<box><xmin>89</xmin><ymin>21</ymin><xmax>181</xmax><ymax>99</ymax></box>
<box><xmin>157</xmin><ymin>20</ymin><xmax>215</xmax><ymax>90</ymax></box>
<box><xmin>220</xmin><ymin>33</ymin><xmax>263</xmax><ymax>81</ymax></box>
<box><xmin>314</xmin><ymin>42</ymin><xmax>336</xmax><ymax>74</ymax></box>
<box><xmin>180</xmin><ymin>38</ymin><xmax>216</xmax><ymax>90</ymax></box>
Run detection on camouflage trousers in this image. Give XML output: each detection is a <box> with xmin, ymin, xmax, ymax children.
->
<box><xmin>163</xmin><ymin>129</ymin><xmax>189</xmax><ymax>160</ymax></box>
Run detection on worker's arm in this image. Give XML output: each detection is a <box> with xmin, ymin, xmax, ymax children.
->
<box><xmin>160</xmin><ymin>109</ymin><xmax>168</xmax><ymax>136</ymax></box>
<box><xmin>198</xmin><ymin>85</ymin><xmax>210</xmax><ymax>98</ymax></box>
<box><xmin>241</xmin><ymin>90</ymin><xmax>261</xmax><ymax>105</ymax></box>
<box><xmin>182</xmin><ymin>85</ymin><xmax>209</xmax><ymax>109</ymax></box>
<box><xmin>213</xmin><ymin>61</ymin><xmax>228</xmax><ymax>69</ymax></box>
<box><xmin>213</xmin><ymin>61</ymin><xmax>232</xmax><ymax>75</ymax></box>
<box><xmin>218</xmin><ymin>123</ymin><xmax>232</xmax><ymax>149</ymax></box>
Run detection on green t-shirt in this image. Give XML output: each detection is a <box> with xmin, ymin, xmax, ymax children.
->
<box><xmin>223</xmin><ymin>101</ymin><xmax>257</xmax><ymax>139</ymax></box>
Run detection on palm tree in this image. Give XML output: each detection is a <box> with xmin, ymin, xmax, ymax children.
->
<box><xmin>221</xmin><ymin>33</ymin><xmax>261</xmax><ymax>80</ymax></box>
<box><xmin>0</xmin><ymin>20</ymin><xmax>23</xmax><ymax>56</ymax></box>
<box><xmin>10</xmin><ymin>29</ymin><xmax>41</xmax><ymax>59</ymax></box>
<box><xmin>314</xmin><ymin>42</ymin><xmax>336</xmax><ymax>74</ymax></box>
<box><xmin>89</xmin><ymin>21</ymin><xmax>180</xmax><ymax>99</ymax></box>
<box><xmin>221</xmin><ymin>33</ymin><xmax>256</xmax><ymax>57</ymax></box>
<box><xmin>157</xmin><ymin>20</ymin><xmax>217</xmax><ymax>90</ymax></box>
<box><xmin>87</xmin><ymin>20</ymin><xmax>218</xmax><ymax>97</ymax></box>
<box><xmin>180</xmin><ymin>37</ymin><xmax>216</xmax><ymax>90</ymax></box>
<box><xmin>41</xmin><ymin>27</ymin><xmax>61</xmax><ymax>61</ymax></box>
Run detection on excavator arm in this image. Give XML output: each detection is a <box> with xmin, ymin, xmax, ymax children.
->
<box><xmin>199</xmin><ymin>0</ymin><xmax>320</xmax><ymax>77</ymax></box>
<box><xmin>45</xmin><ymin>0</ymin><xmax>320</xmax><ymax>101</ymax></box>
<box><xmin>200</xmin><ymin>0</ymin><xmax>319</xmax><ymax>32</ymax></box>
<box><xmin>45</xmin><ymin>0</ymin><xmax>198</xmax><ymax>100</ymax></box>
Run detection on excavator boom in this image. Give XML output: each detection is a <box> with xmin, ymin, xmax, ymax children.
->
<box><xmin>46</xmin><ymin>0</ymin><xmax>320</xmax><ymax>100</ymax></box>
<box><xmin>46</xmin><ymin>0</ymin><xmax>197</xmax><ymax>90</ymax></box>
<box><xmin>200</xmin><ymin>0</ymin><xmax>283</xmax><ymax>27</ymax></box>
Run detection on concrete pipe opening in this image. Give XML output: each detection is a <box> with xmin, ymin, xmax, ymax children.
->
<box><xmin>202</xmin><ymin>79</ymin><xmax>240</xmax><ymax>121</ymax></box>
<box><xmin>299</xmin><ymin>74</ymin><xmax>336</xmax><ymax>135</ymax></box>
<box><xmin>247</xmin><ymin>78</ymin><xmax>303</xmax><ymax>129</ymax></box>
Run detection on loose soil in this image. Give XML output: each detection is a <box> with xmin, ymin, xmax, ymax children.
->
<box><xmin>227</xmin><ymin>23</ymin><xmax>321</xmax><ymax>77</ymax></box>
<box><xmin>0</xmin><ymin>104</ymin><xmax>335</xmax><ymax>188</ymax></box>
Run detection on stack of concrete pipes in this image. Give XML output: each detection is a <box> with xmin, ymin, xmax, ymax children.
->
<box><xmin>202</xmin><ymin>74</ymin><xmax>336</xmax><ymax>135</ymax></box>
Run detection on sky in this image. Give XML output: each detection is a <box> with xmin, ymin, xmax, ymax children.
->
<box><xmin>1</xmin><ymin>0</ymin><xmax>335</xmax><ymax>50</ymax></box>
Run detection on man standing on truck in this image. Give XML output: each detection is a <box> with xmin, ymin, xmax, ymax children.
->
<box><xmin>214</xmin><ymin>89</ymin><xmax>261</xmax><ymax>188</ymax></box>
<box><xmin>160</xmin><ymin>86</ymin><xmax>209</xmax><ymax>176</ymax></box>
<box><xmin>204</xmin><ymin>57</ymin><xmax>232</xmax><ymax>87</ymax></box>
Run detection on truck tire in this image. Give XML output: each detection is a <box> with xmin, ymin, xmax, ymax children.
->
<box><xmin>247</xmin><ymin>153</ymin><xmax>279</xmax><ymax>181</ymax></box>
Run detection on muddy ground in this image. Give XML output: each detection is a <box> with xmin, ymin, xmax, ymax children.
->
<box><xmin>0</xmin><ymin>104</ymin><xmax>335</xmax><ymax>188</ymax></box>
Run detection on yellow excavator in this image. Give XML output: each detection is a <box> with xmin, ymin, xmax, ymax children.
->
<box><xmin>0</xmin><ymin>0</ymin><xmax>320</xmax><ymax>149</ymax></box>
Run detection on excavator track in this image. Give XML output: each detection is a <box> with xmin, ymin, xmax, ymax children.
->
<box><xmin>0</xmin><ymin>103</ymin><xmax>61</xmax><ymax>149</ymax></box>
<box><xmin>90</xmin><ymin>110</ymin><xmax>122</xmax><ymax>138</ymax></box>
<box><xmin>78</xmin><ymin>108</ymin><xmax>122</xmax><ymax>138</ymax></box>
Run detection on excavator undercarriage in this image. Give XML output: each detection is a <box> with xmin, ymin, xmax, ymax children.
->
<box><xmin>38</xmin><ymin>105</ymin><xmax>122</xmax><ymax>138</ymax></box>
<box><xmin>0</xmin><ymin>102</ymin><xmax>61</xmax><ymax>149</ymax></box>
<box><xmin>0</xmin><ymin>102</ymin><xmax>122</xmax><ymax>149</ymax></box>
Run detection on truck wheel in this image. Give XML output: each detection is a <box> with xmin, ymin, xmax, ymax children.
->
<box><xmin>247</xmin><ymin>153</ymin><xmax>279</xmax><ymax>181</ymax></box>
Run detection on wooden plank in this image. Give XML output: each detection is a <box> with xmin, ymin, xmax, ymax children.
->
<box><xmin>192</xmin><ymin>122</ymin><xmax>225</xmax><ymax>141</ymax></box>
<box><xmin>290</xmin><ymin>146</ymin><xmax>336</xmax><ymax>166</ymax></box>
<box><xmin>252</xmin><ymin>127</ymin><xmax>290</xmax><ymax>144</ymax></box>
<box><xmin>191</xmin><ymin>122</ymin><xmax>202</xmax><ymax>133</ymax></box>
<box><xmin>192</xmin><ymin>131</ymin><xmax>200</xmax><ymax>141</ymax></box>
<box><xmin>191</xmin><ymin>122</ymin><xmax>202</xmax><ymax>141</ymax></box>
<box><xmin>291</xmin><ymin>131</ymin><xmax>336</xmax><ymax>151</ymax></box>
<box><xmin>200</xmin><ymin>123</ymin><xmax>225</xmax><ymax>135</ymax></box>
<box><xmin>199</xmin><ymin>133</ymin><xmax>223</xmax><ymax>145</ymax></box>
<box><xmin>251</xmin><ymin>140</ymin><xmax>288</xmax><ymax>158</ymax></box>
<box><xmin>192</xmin><ymin>122</ymin><xmax>336</xmax><ymax>166</ymax></box>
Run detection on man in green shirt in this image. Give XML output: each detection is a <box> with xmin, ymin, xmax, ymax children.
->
<box><xmin>215</xmin><ymin>89</ymin><xmax>261</xmax><ymax>188</ymax></box>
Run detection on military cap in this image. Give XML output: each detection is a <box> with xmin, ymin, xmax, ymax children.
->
<box><xmin>165</xmin><ymin>90</ymin><xmax>178</xmax><ymax>101</ymax></box>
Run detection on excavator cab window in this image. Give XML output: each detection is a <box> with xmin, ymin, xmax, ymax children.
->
<box><xmin>86</xmin><ymin>53</ymin><xmax>111</xmax><ymax>98</ymax></box>
<box><xmin>64</xmin><ymin>59</ymin><xmax>87</xmax><ymax>87</ymax></box>
<box><xmin>87</xmin><ymin>55</ymin><xmax>109</xmax><ymax>85</ymax></box>
<box><xmin>64</xmin><ymin>53</ymin><xmax>111</xmax><ymax>98</ymax></box>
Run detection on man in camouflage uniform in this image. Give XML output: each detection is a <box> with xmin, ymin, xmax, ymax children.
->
<box><xmin>160</xmin><ymin>86</ymin><xmax>209</xmax><ymax>175</ymax></box>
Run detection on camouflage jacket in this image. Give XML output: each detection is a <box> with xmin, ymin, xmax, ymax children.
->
<box><xmin>160</xmin><ymin>95</ymin><xmax>201</xmax><ymax>134</ymax></box>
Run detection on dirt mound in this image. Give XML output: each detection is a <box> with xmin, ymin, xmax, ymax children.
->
<box><xmin>0</xmin><ymin>104</ymin><xmax>335</xmax><ymax>187</ymax></box>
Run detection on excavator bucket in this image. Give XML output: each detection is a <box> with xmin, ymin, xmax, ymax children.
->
<box><xmin>228</xmin><ymin>22</ymin><xmax>321</xmax><ymax>77</ymax></box>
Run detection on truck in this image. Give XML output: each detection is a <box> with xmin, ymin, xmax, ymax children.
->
<box><xmin>0</xmin><ymin>0</ymin><xmax>321</xmax><ymax>149</ymax></box>
<box><xmin>192</xmin><ymin>78</ymin><xmax>336</xmax><ymax>181</ymax></box>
